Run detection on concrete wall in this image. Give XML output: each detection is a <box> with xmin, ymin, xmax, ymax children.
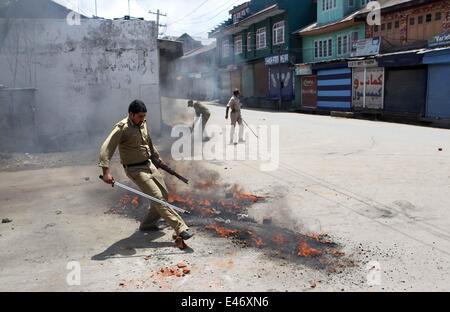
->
<box><xmin>0</xmin><ymin>18</ymin><xmax>160</xmax><ymax>152</ymax></box>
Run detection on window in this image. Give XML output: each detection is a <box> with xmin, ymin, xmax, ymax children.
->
<box><xmin>410</xmin><ymin>17</ymin><xmax>415</xmax><ymax>25</ymax></box>
<box><xmin>426</xmin><ymin>14</ymin><xmax>432</xmax><ymax>23</ymax></box>
<box><xmin>314</xmin><ymin>38</ymin><xmax>332</xmax><ymax>59</ymax></box>
<box><xmin>273</xmin><ymin>21</ymin><xmax>285</xmax><ymax>45</ymax></box>
<box><xmin>381</xmin><ymin>23</ymin><xmax>385</xmax><ymax>31</ymax></box>
<box><xmin>247</xmin><ymin>33</ymin><xmax>252</xmax><ymax>52</ymax></box>
<box><xmin>395</xmin><ymin>21</ymin><xmax>400</xmax><ymax>28</ymax></box>
<box><xmin>256</xmin><ymin>27</ymin><xmax>267</xmax><ymax>50</ymax></box>
<box><xmin>349</xmin><ymin>0</ymin><xmax>354</xmax><ymax>6</ymax></box>
<box><xmin>374</xmin><ymin>25</ymin><xmax>379</xmax><ymax>32</ymax></box>
<box><xmin>314</xmin><ymin>41</ymin><xmax>318</xmax><ymax>59</ymax></box>
<box><xmin>234</xmin><ymin>36</ymin><xmax>242</xmax><ymax>55</ymax></box>
<box><xmin>436</xmin><ymin>12</ymin><xmax>442</xmax><ymax>21</ymax></box>
<box><xmin>337</xmin><ymin>36</ymin><xmax>342</xmax><ymax>55</ymax></box>
<box><xmin>337</xmin><ymin>34</ymin><xmax>350</xmax><ymax>56</ymax></box>
<box><xmin>387</xmin><ymin>22</ymin><xmax>392</xmax><ymax>30</ymax></box>
<box><xmin>322</xmin><ymin>0</ymin><xmax>337</xmax><ymax>12</ymax></box>
<box><xmin>222</xmin><ymin>39</ymin><xmax>230</xmax><ymax>58</ymax></box>
<box><xmin>418</xmin><ymin>16</ymin><xmax>423</xmax><ymax>24</ymax></box>
<box><xmin>352</xmin><ymin>31</ymin><xmax>359</xmax><ymax>43</ymax></box>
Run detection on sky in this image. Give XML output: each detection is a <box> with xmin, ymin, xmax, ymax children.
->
<box><xmin>53</xmin><ymin>0</ymin><xmax>246</xmax><ymax>44</ymax></box>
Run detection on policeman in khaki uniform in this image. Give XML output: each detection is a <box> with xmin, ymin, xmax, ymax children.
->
<box><xmin>226</xmin><ymin>89</ymin><xmax>245</xmax><ymax>145</ymax></box>
<box><xmin>188</xmin><ymin>100</ymin><xmax>211</xmax><ymax>141</ymax></box>
<box><xmin>99</xmin><ymin>100</ymin><xmax>193</xmax><ymax>241</ymax></box>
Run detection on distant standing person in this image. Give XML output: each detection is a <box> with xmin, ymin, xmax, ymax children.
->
<box><xmin>188</xmin><ymin>100</ymin><xmax>211</xmax><ymax>141</ymax></box>
<box><xmin>226</xmin><ymin>89</ymin><xmax>245</xmax><ymax>145</ymax></box>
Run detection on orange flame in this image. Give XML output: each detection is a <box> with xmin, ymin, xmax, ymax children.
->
<box><xmin>205</xmin><ymin>224</ymin><xmax>239</xmax><ymax>238</ymax></box>
<box><xmin>131</xmin><ymin>196</ymin><xmax>139</xmax><ymax>208</ymax></box>
<box><xmin>234</xmin><ymin>192</ymin><xmax>260</xmax><ymax>203</ymax></box>
<box><xmin>168</xmin><ymin>194</ymin><xmax>194</xmax><ymax>207</ymax></box>
<box><xmin>298</xmin><ymin>241</ymin><xmax>322</xmax><ymax>257</ymax></box>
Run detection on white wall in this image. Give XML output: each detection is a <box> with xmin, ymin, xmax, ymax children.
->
<box><xmin>0</xmin><ymin>17</ymin><xmax>161</xmax><ymax>152</ymax></box>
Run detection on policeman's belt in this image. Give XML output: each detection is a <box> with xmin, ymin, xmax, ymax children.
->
<box><xmin>123</xmin><ymin>160</ymin><xmax>150</xmax><ymax>169</ymax></box>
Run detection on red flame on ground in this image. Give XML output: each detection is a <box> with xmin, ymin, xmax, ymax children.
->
<box><xmin>298</xmin><ymin>241</ymin><xmax>323</xmax><ymax>257</ymax></box>
<box><xmin>205</xmin><ymin>224</ymin><xmax>239</xmax><ymax>238</ymax></box>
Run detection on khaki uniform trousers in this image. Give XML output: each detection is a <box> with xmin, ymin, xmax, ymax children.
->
<box><xmin>125</xmin><ymin>163</ymin><xmax>189</xmax><ymax>235</ymax></box>
<box><xmin>230</xmin><ymin>111</ymin><xmax>244</xmax><ymax>142</ymax></box>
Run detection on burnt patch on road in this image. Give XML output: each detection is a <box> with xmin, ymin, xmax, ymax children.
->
<box><xmin>104</xmin><ymin>166</ymin><xmax>357</xmax><ymax>273</ymax></box>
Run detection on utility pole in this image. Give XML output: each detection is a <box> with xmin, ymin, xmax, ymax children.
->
<box><xmin>94</xmin><ymin>0</ymin><xmax>97</xmax><ymax>17</ymax></box>
<box><xmin>149</xmin><ymin>9</ymin><xmax>167</xmax><ymax>38</ymax></box>
<box><xmin>128</xmin><ymin>0</ymin><xmax>131</xmax><ymax>16</ymax></box>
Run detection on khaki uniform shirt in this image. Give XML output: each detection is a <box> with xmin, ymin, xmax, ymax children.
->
<box><xmin>98</xmin><ymin>117</ymin><xmax>160</xmax><ymax>168</ymax></box>
<box><xmin>193</xmin><ymin>102</ymin><xmax>211</xmax><ymax>118</ymax></box>
<box><xmin>227</xmin><ymin>96</ymin><xmax>241</xmax><ymax>113</ymax></box>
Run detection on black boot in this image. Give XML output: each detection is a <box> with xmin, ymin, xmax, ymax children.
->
<box><xmin>179</xmin><ymin>230</ymin><xmax>194</xmax><ymax>240</ymax></box>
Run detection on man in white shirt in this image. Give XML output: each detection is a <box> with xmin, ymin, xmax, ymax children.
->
<box><xmin>225</xmin><ymin>89</ymin><xmax>245</xmax><ymax>145</ymax></box>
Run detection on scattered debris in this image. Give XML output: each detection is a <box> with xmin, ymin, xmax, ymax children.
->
<box><xmin>237</xmin><ymin>214</ymin><xmax>250</xmax><ymax>221</ymax></box>
<box><xmin>55</xmin><ymin>211</ymin><xmax>62</xmax><ymax>215</ymax></box>
<box><xmin>263</xmin><ymin>217</ymin><xmax>272</xmax><ymax>225</ymax></box>
<box><xmin>332</xmin><ymin>251</ymin><xmax>346</xmax><ymax>257</ymax></box>
<box><xmin>214</xmin><ymin>218</ymin><xmax>231</xmax><ymax>224</ymax></box>
<box><xmin>182</xmin><ymin>268</ymin><xmax>191</xmax><ymax>275</ymax></box>
<box><xmin>438</xmin><ymin>148</ymin><xmax>443</xmax><ymax>152</ymax></box>
<box><xmin>177</xmin><ymin>261</ymin><xmax>187</xmax><ymax>268</ymax></box>
<box><xmin>175</xmin><ymin>237</ymin><xmax>188</xmax><ymax>250</ymax></box>
<box><xmin>2</xmin><ymin>218</ymin><xmax>12</xmax><ymax>224</ymax></box>
<box><xmin>84</xmin><ymin>177</ymin><xmax>90</xmax><ymax>181</ymax></box>
<box><xmin>157</xmin><ymin>265</ymin><xmax>191</xmax><ymax>278</ymax></box>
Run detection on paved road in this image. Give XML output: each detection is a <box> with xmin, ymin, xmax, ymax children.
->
<box><xmin>0</xmin><ymin>99</ymin><xmax>449</xmax><ymax>291</ymax></box>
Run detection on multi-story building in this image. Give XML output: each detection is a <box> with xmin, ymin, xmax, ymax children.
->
<box><xmin>357</xmin><ymin>0</ymin><xmax>450</xmax><ymax>119</ymax></box>
<box><xmin>296</xmin><ymin>0</ymin><xmax>372</xmax><ymax>111</ymax></box>
<box><xmin>209</xmin><ymin>0</ymin><xmax>316</xmax><ymax>109</ymax></box>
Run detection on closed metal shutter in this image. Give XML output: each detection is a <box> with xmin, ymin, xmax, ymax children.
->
<box><xmin>384</xmin><ymin>67</ymin><xmax>427</xmax><ymax>115</ymax></box>
<box><xmin>254</xmin><ymin>61</ymin><xmax>269</xmax><ymax>97</ymax></box>
<box><xmin>426</xmin><ymin>64</ymin><xmax>450</xmax><ymax>119</ymax></box>
<box><xmin>242</xmin><ymin>64</ymin><xmax>255</xmax><ymax>98</ymax></box>
<box><xmin>317</xmin><ymin>68</ymin><xmax>352</xmax><ymax>110</ymax></box>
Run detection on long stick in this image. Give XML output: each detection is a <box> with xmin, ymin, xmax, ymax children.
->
<box><xmin>242</xmin><ymin>119</ymin><xmax>259</xmax><ymax>139</ymax></box>
<box><xmin>99</xmin><ymin>176</ymin><xmax>190</xmax><ymax>215</ymax></box>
